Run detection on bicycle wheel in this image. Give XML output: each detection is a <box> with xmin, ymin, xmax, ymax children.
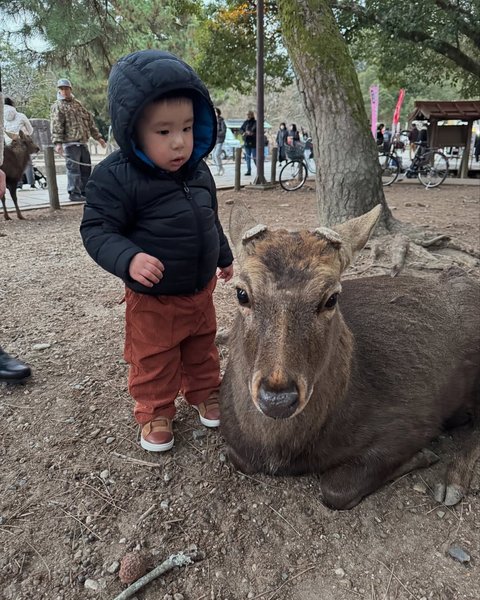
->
<box><xmin>417</xmin><ymin>151</ymin><xmax>449</xmax><ymax>188</ymax></box>
<box><xmin>279</xmin><ymin>159</ymin><xmax>307</xmax><ymax>191</ymax></box>
<box><xmin>378</xmin><ymin>153</ymin><xmax>399</xmax><ymax>186</ymax></box>
<box><xmin>304</xmin><ymin>150</ymin><xmax>316</xmax><ymax>174</ymax></box>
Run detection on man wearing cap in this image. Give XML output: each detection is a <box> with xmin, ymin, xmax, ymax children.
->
<box><xmin>50</xmin><ymin>78</ymin><xmax>106</xmax><ymax>202</ymax></box>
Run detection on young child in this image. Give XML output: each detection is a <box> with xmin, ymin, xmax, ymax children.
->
<box><xmin>80</xmin><ymin>50</ymin><xmax>234</xmax><ymax>452</ymax></box>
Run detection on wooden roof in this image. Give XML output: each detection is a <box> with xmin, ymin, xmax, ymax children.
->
<box><xmin>408</xmin><ymin>100</ymin><xmax>480</xmax><ymax>121</ymax></box>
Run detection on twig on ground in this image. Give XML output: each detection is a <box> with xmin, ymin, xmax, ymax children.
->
<box><xmin>264</xmin><ymin>503</ymin><xmax>301</xmax><ymax>536</ymax></box>
<box><xmin>53</xmin><ymin>504</ymin><xmax>103</xmax><ymax>541</ymax></box>
<box><xmin>112</xmin><ymin>550</ymin><xmax>203</xmax><ymax>600</ymax></box>
<box><xmin>251</xmin><ymin>565</ymin><xmax>316</xmax><ymax>600</ymax></box>
<box><xmin>23</xmin><ymin>537</ymin><xmax>52</xmax><ymax>581</ymax></box>
<box><xmin>111</xmin><ymin>451</ymin><xmax>163</xmax><ymax>468</ymax></box>
<box><xmin>375</xmin><ymin>559</ymin><xmax>420</xmax><ymax>600</ymax></box>
<box><xmin>136</xmin><ymin>503</ymin><xmax>156</xmax><ymax>526</ymax></box>
<box><xmin>383</xmin><ymin>564</ymin><xmax>394</xmax><ymax>600</ymax></box>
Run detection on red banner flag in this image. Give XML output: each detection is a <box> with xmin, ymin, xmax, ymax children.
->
<box><xmin>392</xmin><ymin>88</ymin><xmax>406</xmax><ymax>131</ymax></box>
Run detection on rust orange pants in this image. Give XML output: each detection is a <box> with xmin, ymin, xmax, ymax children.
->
<box><xmin>124</xmin><ymin>278</ymin><xmax>221</xmax><ymax>424</ymax></box>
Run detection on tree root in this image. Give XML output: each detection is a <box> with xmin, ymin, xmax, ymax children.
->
<box><xmin>360</xmin><ymin>224</ymin><xmax>480</xmax><ymax>278</ymax></box>
<box><xmin>112</xmin><ymin>550</ymin><xmax>203</xmax><ymax>600</ymax></box>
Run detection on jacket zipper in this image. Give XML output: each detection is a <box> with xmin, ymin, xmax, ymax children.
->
<box><xmin>182</xmin><ymin>182</ymin><xmax>204</xmax><ymax>291</ymax></box>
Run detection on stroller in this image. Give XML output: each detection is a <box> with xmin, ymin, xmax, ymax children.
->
<box><xmin>33</xmin><ymin>166</ymin><xmax>48</xmax><ymax>189</ymax></box>
<box><xmin>18</xmin><ymin>166</ymin><xmax>48</xmax><ymax>190</ymax></box>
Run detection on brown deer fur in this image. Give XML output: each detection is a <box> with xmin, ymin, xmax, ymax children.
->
<box><xmin>220</xmin><ymin>203</ymin><xmax>480</xmax><ymax>510</ymax></box>
<box><xmin>1</xmin><ymin>132</ymin><xmax>40</xmax><ymax>220</ymax></box>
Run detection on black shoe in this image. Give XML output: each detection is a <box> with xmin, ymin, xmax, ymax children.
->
<box><xmin>0</xmin><ymin>349</ymin><xmax>31</xmax><ymax>382</ymax></box>
<box><xmin>244</xmin><ymin>172</ymin><xmax>251</xmax><ymax>176</ymax></box>
<box><xmin>69</xmin><ymin>194</ymin><xmax>85</xmax><ymax>202</ymax></box>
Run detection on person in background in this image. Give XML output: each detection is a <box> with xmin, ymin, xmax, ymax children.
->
<box><xmin>408</xmin><ymin>123</ymin><xmax>420</xmax><ymax>159</ymax></box>
<box><xmin>212</xmin><ymin>107</ymin><xmax>226</xmax><ymax>176</ymax></box>
<box><xmin>50</xmin><ymin>78</ymin><xmax>106</xmax><ymax>202</ymax></box>
<box><xmin>80</xmin><ymin>50</ymin><xmax>234</xmax><ymax>452</ymax></box>
<box><xmin>0</xmin><ymin>70</ymin><xmax>32</xmax><ymax>383</ymax></box>
<box><xmin>376</xmin><ymin>123</ymin><xmax>384</xmax><ymax>149</ymax></box>
<box><xmin>474</xmin><ymin>133</ymin><xmax>480</xmax><ymax>162</ymax></box>
<box><xmin>383</xmin><ymin>126</ymin><xmax>392</xmax><ymax>153</ymax></box>
<box><xmin>287</xmin><ymin>123</ymin><xmax>300</xmax><ymax>146</ymax></box>
<box><xmin>3</xmin><ymin>97</ymin><xmax>35</xmax><ymax>189</ymax></box>
<box><xmin>275</xmin><ymin>122</ymin><xmax>288</xmax><ymax>165</ymax></box>
<box><xmin>240</xmin><ymin>110</ymin><xmax>257</xmax><ymax>176</ymax></box>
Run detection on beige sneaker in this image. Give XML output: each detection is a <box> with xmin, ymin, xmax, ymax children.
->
<box><xmin>194</xmin><ymin>392</ymin><xmax>220</xmax><ymax>428</ymax></box>
<box><xmin>140</xmin><ymin>417</ymin><xmax>174</xmax><ymax>452</ymax></box>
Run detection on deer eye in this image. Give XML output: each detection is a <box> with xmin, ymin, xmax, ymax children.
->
<box><xmin>236</xmin><ymin>288</ymin><xmax>250</xmax><ymax>306</ymax></box>
<box><xmin>324</xmin><ymin>293</ymin><xmax>338</xmax><ymax>310</ymax></box>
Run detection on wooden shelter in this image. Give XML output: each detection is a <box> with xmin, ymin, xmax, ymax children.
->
<box><xmin>408</xmin><ymin>100</ymin><xmax>480</xmax><ymax>178</ymax></box>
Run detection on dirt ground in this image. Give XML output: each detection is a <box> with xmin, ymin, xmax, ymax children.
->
<box><xmin>1</xmin><ymin>183</ymin><xmax>479</xmax><ymax>600</ymax></box>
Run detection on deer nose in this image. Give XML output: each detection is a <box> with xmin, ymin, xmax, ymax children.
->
<box><xmin>258</xmin><ymin>381</ymin><xmax>299</xmax><ymax>419</ymax></box>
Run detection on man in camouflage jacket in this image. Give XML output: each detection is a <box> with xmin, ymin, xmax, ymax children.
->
<box><xmin>50</xmin><ymin>78</ymin><xmax>106</xmax><ymax>201</ymax></box>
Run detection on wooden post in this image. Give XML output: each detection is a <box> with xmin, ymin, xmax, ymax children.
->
<box><xmin>459</xmin><ymin>120</ymin><xmax>472</xmax><ymax>179</ymax></box>
<box><xmin>44</xmin><ymin>145</ymin><xmax>60</xmax><ymax>210</ymax></box>
<box><xmin>234</xmin><ymin>147</ymin><xmax>242</xmax><ymax>191</ymax></box>
<box><xmin>270</xmin><ymin>147</ymin><xmax>278</xmax><ymax>183</ymax></box>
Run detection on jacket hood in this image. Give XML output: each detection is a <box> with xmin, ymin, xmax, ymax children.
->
<box><xmin>4</xmin><ymin>105</ymin><xmax>17</xmax><ymax>122</ymax></box>
<box><xmin>108</xmin><ymin>50</ymin><xmax>216</xmax><ymax>170</ymax></box>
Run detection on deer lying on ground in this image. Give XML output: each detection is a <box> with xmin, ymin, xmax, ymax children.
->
<box><xmin>1</xmin><ymin>131</ymin><xmax>40</xmax><ymax>220</ymax></box>
<box><xmin>220</xmin><ymin>203</ymin><xmax>480</xmax><ymax>510</ymax></box>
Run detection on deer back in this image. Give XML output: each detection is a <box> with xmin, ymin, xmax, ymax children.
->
<box><xmin>3</xmin><ymin>133</ymin><xmax>40</xmax><ymax>184</ymax></box>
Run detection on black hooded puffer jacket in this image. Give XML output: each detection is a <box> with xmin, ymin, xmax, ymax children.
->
<box><xmin>80</xmin><ymin>50</ymin><xmax>233</xmax><ymax>296</ymax></box>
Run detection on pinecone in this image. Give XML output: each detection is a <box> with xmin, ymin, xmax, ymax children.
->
<box><xmin>118</xmin><ymin>552</ymin><xmax>149</xmax><ymax>584</ymax></box>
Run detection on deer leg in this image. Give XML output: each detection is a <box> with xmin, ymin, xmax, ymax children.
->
<box><xmin>390</xmin><ymin>448</ymin><xmax>440</xmax><ymax>479</ymax></box>
<box><xmin>320</xmin><ymin>449</ymin><xmax>440</xmax><ymax>510</ymax></box>
<box><xmin>434</xmin><ymin>424</ymin><xmax>480</xmax><ymax>506</ymax></box>
<box><xmin>1</xmin><ymin>194</ymin><xmax>11</xmax><ymax>221</ymax></box>
<box><xmin>9</xmin><ymin>185</ymin><xmax>24</xmax><ymax>220</ymax></box>
<box><xmin>435</xmin><ymin>370</ymin><xmax>480</xmax><ymax>506</ymax></box>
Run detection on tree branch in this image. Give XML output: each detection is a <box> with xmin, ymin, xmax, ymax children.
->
<box><xmin>432</xmin><ymin>0</ymin><xmax>480</xmax><ymax>47</ymax></box>
<box><xmin>331</xmin><ymin>0</ymin><xmax>480</xmax><ymax>76</ymax></box>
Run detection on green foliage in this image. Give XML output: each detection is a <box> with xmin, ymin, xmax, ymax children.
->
<box><xmin>332</xmin><ymin>0</ymin><xmax>480</xmax><ymax>97</ymax></box>
<box><xmin>0</xmin><ymin>0</ymin><xmax>207</xmax><ymax>123</ymax></box>
<box><xmin>193</xmin><ymin>1</ymin><xmax>292</xmax><ymax>93</ymax></box>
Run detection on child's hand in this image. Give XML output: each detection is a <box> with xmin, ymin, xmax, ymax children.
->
<box><xmin>217</xmin><ymin>264</ymin><xmax>234</xmax><ymax>283</ymax></box>
<box><xmin>129</xmin><ymin>253</ymin><xmax>165</xmax><ymax>287</ymax></box>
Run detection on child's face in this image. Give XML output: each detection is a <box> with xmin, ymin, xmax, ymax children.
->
<box><xmin>137</xmin><ymin>97</ymin><xmax>194</xmax><ymax>172</ymax></box>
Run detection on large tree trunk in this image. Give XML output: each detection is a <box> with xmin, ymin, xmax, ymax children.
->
<box><xmin>277</xmin><ymin>0</ymin><xmax>394</xmax><ymax>230</ymax></box>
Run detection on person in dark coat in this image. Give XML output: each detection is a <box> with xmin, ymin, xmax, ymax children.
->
<box><xmin>80</xmin><ymin>50</ymin><xmax>234</xmax><ymax>453</ymax></box>
<box><xmin>408</xmin><ymin>123</ymin><xmax>420</xmax><ymax>159</ymax></box>
<box><xmin>275</xmin><ymin>122</ymin><xmax>288</xmax><ymax>164</ymax></box>
<box><xmin>287</xmin><ymin>123</ymin><xmax>300</xmax><ymax>146</ymax></box>
<box><xmin>240</xmin><ymin>110</ymin><xmax>257</xmax><ymax>176</ymax></box>
<box><xmin>212</xmin><ymin>107</ymin><xmax>226</xmax><ymax>175</ymax></box>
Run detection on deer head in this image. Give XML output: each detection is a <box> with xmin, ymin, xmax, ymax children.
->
<box><xmin>228</xmin><ymin>202</ymin><xmax>382</xmax><ymax>420</ymax></box>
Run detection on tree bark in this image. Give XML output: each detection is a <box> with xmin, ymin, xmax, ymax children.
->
<box><xmin>277</xmin><ymin>0</ymin><xmax>394</xmax><ymax>230</ymax></box>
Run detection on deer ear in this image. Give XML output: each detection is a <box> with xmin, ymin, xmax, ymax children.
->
<box><xmin>229</xmin><ymin>200</ymin><xmax>268</xmax><ymax>262</ymax></box>
<box><xmin>331</xmin><ymin>204</ymin><xmax>383</xmax><ymax>270</ymax></box>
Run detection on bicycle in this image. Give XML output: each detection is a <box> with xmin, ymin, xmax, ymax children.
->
<box><xmin>378</xmin><ymin>150</ymin><xmax>401</xmax><ymax>186</ymax></box>
<box><xmin>404</xmin><ymin>141</ymin><xmax>449</xmax><ymax>188</ymax></box>
<box><xmin>279</xmin><ymin>139</ymin><xmax>316</xmax><ymax>191</ymax></box>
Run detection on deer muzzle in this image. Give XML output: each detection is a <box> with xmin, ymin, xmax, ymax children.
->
<box><xmin>257</xmin><ymin>381</ymin><xmax>300</xmax><ymax>419</ymax></box>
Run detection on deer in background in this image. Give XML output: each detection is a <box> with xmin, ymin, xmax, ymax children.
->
<box><xmin>1</xmin><ymin>131</ymin><xmax>40</xmax><ymax>221</ymax></box>
<box><xmin>220</xmin><ymin>202</ymin><xmax>480</xmax><ymax>510</ymax></box>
